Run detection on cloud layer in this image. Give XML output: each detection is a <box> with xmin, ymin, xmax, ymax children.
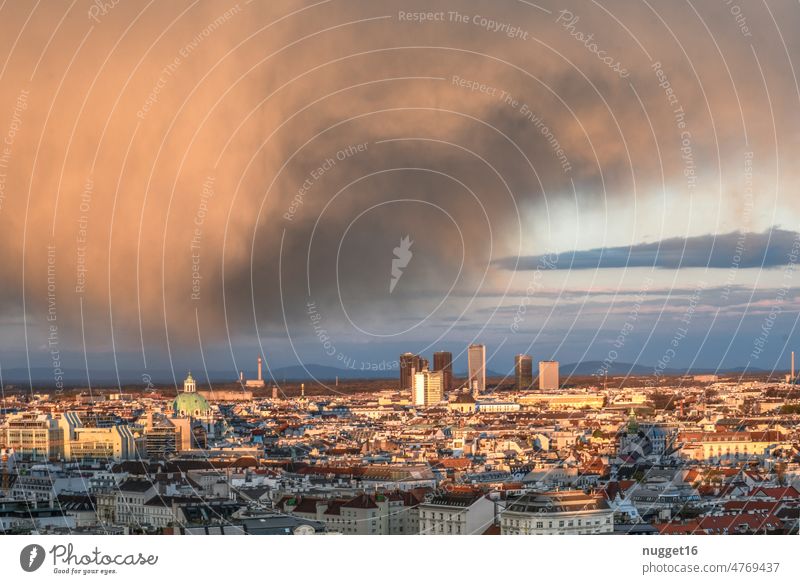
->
<box><xmin>497</xmin><ymin>228</ymin><xmax>800</xmax><ymax>270</ymax></box>
<box><xmin>0</xmin><ymin>1</ymin><xmax>799</xmax><ymax>376</ymax></box>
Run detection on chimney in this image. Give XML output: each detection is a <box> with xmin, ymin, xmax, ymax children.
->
<box><xmin>258</xmin><ymin>356</ymin><xmax>263</xmax><ymax>381</ymax></box>
<box><xmin>239</xmin><ymin>371</ymin><xmax>244</xmax><ymax>382</ymax></box>
<box><xmin>792</xmin><ymin>351</ymin><xmax>795</xmax><ymax>381</ymax></box>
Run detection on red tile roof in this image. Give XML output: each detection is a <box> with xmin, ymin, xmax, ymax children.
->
<box><xmin>436</xmin><ymin>458</ymin><xmax>472</xmax><ymax>470</ymax></box>
<box><xmin>658</xmin><ymin>513</ymin><xmax>784</xmax><ymax>534</ymax></box>
<box><xmin>749</xmin><ymin>486</ymin><xmax>800</xmax><ymax>500</ymax></box>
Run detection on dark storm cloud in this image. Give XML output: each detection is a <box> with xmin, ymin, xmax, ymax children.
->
<box><xmin>495</xmin><ymin>228</ymin><xmax>800</xmax><ymax>271</ymax></box>
<box><xmin>0</xmin><ymin>0</ymin><xmax>799</xmax><ymax>372</ymax></box>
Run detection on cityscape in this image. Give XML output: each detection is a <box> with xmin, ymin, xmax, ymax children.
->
<box><xmin>1</xmin><ymin>349</ymin><xmax>799</xmax><ymax>535</ymax></box>
<box><xmin>1</xmin><ymin>0</ymin><xmax>800</xmax><ymax>563</ymax></box>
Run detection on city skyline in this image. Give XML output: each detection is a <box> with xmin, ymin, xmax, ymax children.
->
<box><xmin>2</xmin><ymin>0</ymin><xmax>800</xmax><ymax>557</ymax></box>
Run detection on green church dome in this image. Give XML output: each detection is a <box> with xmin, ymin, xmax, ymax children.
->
<box><xmin>173</xmin><ymin>391</ymin><xmax>210</xmax><ymax>417</ymax></box>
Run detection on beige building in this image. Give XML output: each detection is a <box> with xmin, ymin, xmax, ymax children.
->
<box><xmin>66</xmin><ymin>425</ymin><xmax>136</xmax><ymax>461</ymax></box>
<box><xmin>3</xmin><ymin>412</ymin><xmax>69</xmax><ymax>460</ymax></box>
<box><xmin>677</xmin><ymin>431</ymin><xmax>785</xmax><ymax>461</ymax></box>
<box><xmin>3</xmin><ymin>411</ymin><xmax>138</xmax><ymax>462</ymax></box>
<box><xmin>414</xmin><ymin>369</ymin><xmax>444</xmax><ymax>406</ymax></box>
<box><xmin>501</xmin><ymin>491</ymin><xmax>613</xmax><ymax>535</ymax></box>
<box><xmin>519</xmin><ymin>393</ymin><xmax>604</xmax><ymax>410</ymax></box>
<box><xmin>538</xmin><ymin>360</ymin><xmax>559</xmax><ymax>390</ymax></box>
<box><xmin>448</xmin><ymin>392</ymin><xmax>476</xmax><ymax>413</ymax></box>
<box><xmin>143</xmin><ymin>413</ymin><xmax>193</xmax><ymax>458</ymax></box>
<box><xmin>418</xmin><ymin>492</ymin><xmax>495</xmax><ymax>535</ymax></box>
<box><xmin>282</xmin><ymin>492</ymin><xmax>420</xmax><ymax>535</ymax></box>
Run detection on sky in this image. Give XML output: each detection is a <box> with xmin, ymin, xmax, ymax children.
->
<box><xmin>0</xmin><ymin>0</ymin><xmax>799</xmax><ymax>387</ymax></box>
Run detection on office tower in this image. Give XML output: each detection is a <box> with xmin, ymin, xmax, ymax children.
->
<box><xmin>539</xmin><ymin>360</ymin><xmax>559</xmax><ymax>390</ymax></box>
<box><xmin>413</xmin><ymin>369</ymin><xmax>444</xmax><ymax>406</ymax></box>
<box><xmin>400</xmin><ymin>352</ymin><xmax>421</xmax><ymax>392</ymax></box>
<box><xmin>515</xmin><ymin>354</ymin><xmax>533</xmax><ymax>390</ymax></box>
<box><xmin>468</xmin><ymin>344</ymin><xmax>486</xmax><ymax>394</ymax></box>
<box><xmin>433</xmin><ymin>351</ymin><xmax>453</xmax><ymax>392</ymax></box>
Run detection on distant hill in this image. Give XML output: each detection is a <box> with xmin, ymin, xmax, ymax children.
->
<box><xmin>560</xmin><ymin>361</ymin><xmax>658</xmax><ymax>376</ymax></box>
<box><xmin>269</xmin><ymin>364</ymin><xmax>396</xmax><ymax>381</ymax></box>
<box><xmin>1</xmin><ymin>360</ymin><xmax>774</xmax><ymax>388</ymax></box>
<box><xmin>560</xmin><ymin>361</ymin><xmax>769</xmax><ymax>377</ymax></box>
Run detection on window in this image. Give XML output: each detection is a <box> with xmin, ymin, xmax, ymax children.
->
<box><xmin>536</xmin><ymin>521</ymin><xmax>543</xmax><ymax>529</ymax></box>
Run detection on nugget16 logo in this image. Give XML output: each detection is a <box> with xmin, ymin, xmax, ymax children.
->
<box><xmin>20</xmin><ymin>544</ymin><xmax>46</xmax><ymax>572</ymax></box>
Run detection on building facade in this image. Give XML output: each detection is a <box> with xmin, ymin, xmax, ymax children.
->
<box><xmin>539</xmin><ymin>361</ymin><xmax>560</xmax><ymax>390</ymax></box>
<box><xmin>418</xmin><ymin>492</ymin><xmax>495</xmax><ymax>535</ymax></box>
<box><xmin>501</xmin><ymin>491</ymin><xmax>614</xmax><ymax>535</ymax></box>
<box><xmin>515</xmin><ymin>354</ymin><xmax>533</xmax><ymax>390</ymax></box>
<box><xmin>67</xmin><ymin>426</ymin><xmax>136</xmax><ymax>461</ymax></box>
<box><xmin>467</xmin><ymin>344</ymin><xmax>486</xmax><ymax>394</ymax></box>
<box><xmin>433</xmin><ymin>351</ymin><xmax>453</xmax><ymax>393</ymax></box>
<box><xmin>413</xmin><ymin>370</ymin><xmax>444</xmax><ymax>407</ymax></box>
<box><xmin>4</xmin><ymin>413</ymin><xmax>66</xmax><ymax>461</ymax></box>
<box><xmin>400</xmin><ymin>353</ymin><xmax>422</xmax><ymax>392</ymax></box>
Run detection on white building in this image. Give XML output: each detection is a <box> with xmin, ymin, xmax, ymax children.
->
<box><xmin>501</xmin><ymin>491</ymin><xmax>613</xmax><ymax>535</ymax></box>
<box><xmin>418</xmin><ymin>492</ymin><xmax>496</xmax><ymax>535</ymax></box>
<box><xmin>413</xmin><ymin>370</ymin><xmax>444</xmax><ymax>407</ymax></box>
<box><xmin>3</xmin><ymin>413</ymin><xmax>70</xmax><ymax>461</ymax></box>
<box><xmin>66</xmin><ymin>425</ymin><xmax>136</xmax><ymax>461</ymax></box>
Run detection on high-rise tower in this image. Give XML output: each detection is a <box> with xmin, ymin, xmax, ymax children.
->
<box><xmin>433</xmin><ymin>351</ymin><xmax>453</xmax><ymax>393</ymax></box>
<box><xmin>400</xmin><ymin>352</ymin><xmax>421</xmax><ymax>392</ymax></box>
<box><xmin>539</xmin><ymin>360</ymin><xmax>559</xmax><ymax>390</ymax></box>
<box><xmin>515</xmin><ymin>354</ymin><xmax>533</xmax><ymax>390</ymax></box>
<box><xmin>468</xmin><ymin>344</ymin><xmax>486</xmax><ymax>394</ymax></box>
